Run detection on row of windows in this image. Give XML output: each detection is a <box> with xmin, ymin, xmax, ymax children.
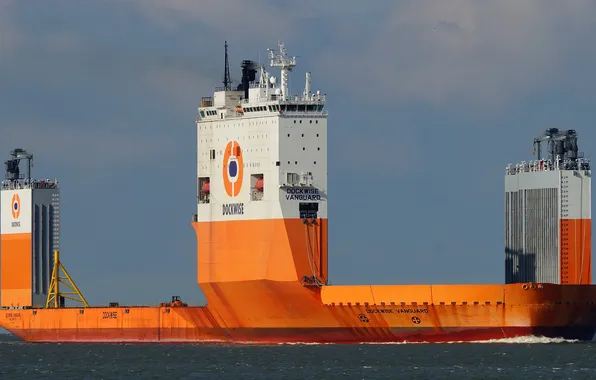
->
<box><xmin>199</xmin><ymin>118</ymin><xmax>323</xmax><ymax>129</ymax></box>
<box><xmin>199</xmin><ymin>146</ymin><xmax>322</xmax><ymax>156</ymax></box>
<box><xmin>203</xmin><ymin>161</ymin><xmax>319</xmax><ymax>169</ymax></box>
<box><xmin>287</xmin><ymin>161</ymin><xmax>318</xmax><ymax>165</ymax></box>
<box><xmin>200</xmin><ymin>135</ymin><xmax>270</xmax><ymax>143</ymax></box>
<box><xmin>198</xmin><ymin>132</ymin><xmax>322</xmax><ymax>144</ymax></box>
<box><xmin>245</xmin><ymin>104</ymin><xmax>325</xmax><ymax>113</ymax></box>
<box><xmin>288</xmin><ymin>133</ymin><xmax>320</xmax><ymax>137</ymax></box>
<box><xmin>200</xmin><ymin>146</ymin><xmax>322</xmax><ymax>156</ymax></box>
<box><xmin>244</xmin><ymin>105</ymin><xmax>283</xmax><ymax>112</ymax></box>
<box><xmin>293</xmin><ymin>120</ymin><xmax>319</xmax><ymax>124</ymax></box>
<box><xmin>200</xmin><ymin>104</ymin><xmax>325</xmax><ymax>119</ymax></box>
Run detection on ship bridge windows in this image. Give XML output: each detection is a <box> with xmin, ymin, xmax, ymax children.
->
<box><xmin>281</xmin><ymin>104</ymin><xmax>324</xmax><ymax>112</ymax></box>
<box><xmin>240</xmin><ymin>103</ymin><xmax>325</xmax><ymax>113</ymax></box>
<box><xmin>241</xmin><ymin>105</ymin><xmax>284</xmax><ymax>113</ymax></box>
<box><xmin>241</xmin><ymin>104</ymin><xmax>324</xmax><ymax>114</ymax></box>
<box><xmin>202</xmin><ymin>110</ymin><xmax>217</xmax><ymax>117</ymax></box>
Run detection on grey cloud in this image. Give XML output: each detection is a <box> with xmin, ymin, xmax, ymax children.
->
<box><xmin>0</xmin><ymin>0</ymin><xmax>20</xmax><ymax>54</ymax></box>
<box><xmin>0</xmin><ymin>123</ymin><xmax>179</xmax><ymax>171</ymax></box>
<box><xmin>0</xmin><ymin>1</ymin><xmax>216</xmax><ymax>171</ymax></box>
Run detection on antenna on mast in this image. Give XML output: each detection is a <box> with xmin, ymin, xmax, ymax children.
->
<box><xmin>4</xmin><ymin>148</ymin><xmax>33</xmax><ymax>183</ymax></box>
<box><xmin>268</xmin><ymin>41</ymin><xmax>297</xmax><ymax>101</ymax></box>
<box><xmin>223</xmin><ymin>41</ymin><xmax>231</xmax><ymax>91</ymax></box>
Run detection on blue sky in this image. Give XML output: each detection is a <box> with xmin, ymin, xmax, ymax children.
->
<box><xmin>1</xmin><ymin>0</ymin><xmax>595</xmax><ymax>307</ymax></box>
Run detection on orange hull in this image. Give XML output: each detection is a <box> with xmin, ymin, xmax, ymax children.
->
<box><xmin>2</xmin><ymin>219</ymin><xmax>596</xmax><ymax>343</ymax></box>
<box><xmin>3</xmin><ymin>282</ymin><xmax>596</xmax><ymax>343</ymax></box>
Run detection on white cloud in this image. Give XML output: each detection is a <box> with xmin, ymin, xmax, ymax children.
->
<box><xmin>315</xmin><ymin>1</ymin><xmax>596</xmax><ymax>108</ymax></box>
<box><xmin>133</xmin><ymin>0</ymin><xmax>292</xmax><ymax>41</ymax></box>
<box><xmin>129</xmin><ymin>0</ymin><xmax>338</xmax><ymax>48</ymax></box>
<box><xmin>5</xmin><ymin>0</ymin><xmax>593</xmax><ymax>181</ymax></box>
<box><xmin>129</xmin><ymin>0</ymin><xmax>596</xmax><ymax>110</ymax></box>
<box><xmin>126</xmin><ymin>0</ymin><xmax>335</xmax><ymax>113</ymax></box>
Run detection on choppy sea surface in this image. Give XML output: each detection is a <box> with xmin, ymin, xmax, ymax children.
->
<box><xmin>0</xmin><ymin>335</ymin><xmax>594</xmax><ymax>379</ymax></box>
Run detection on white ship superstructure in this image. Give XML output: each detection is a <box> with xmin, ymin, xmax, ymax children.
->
<box><xmin>0</xmin><ymin>149</ymin><xmax>60</xmax><ymax>308</ymax></box>
<box><xmin>505</xmin><ymin>128</ymin><xmax>591</xmax><ymax>285</ymax></box>
<box><xmin>194</xmin><ymin>41</ymin><xmax>329</xmax><ymax>286</ymax></box>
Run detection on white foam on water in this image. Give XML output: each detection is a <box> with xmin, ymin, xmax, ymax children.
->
<box><xmin>357</xmin><ymin>335</ymin><xmax>581</xmax><ymax>345</ymax></box>
<box><xmin>465</xmin><ymin>335</ymin><xmax>580</xmax><ymax>344</ymax></box>
<box><xmin>470</xmin><ymin>335</ymin><xmax>579</xmax><ymax>344</ymax></box>
<box><xmin>276</xmin><ymin>342</ymin><xmax>333</xmax><ymax>345</ymax></box>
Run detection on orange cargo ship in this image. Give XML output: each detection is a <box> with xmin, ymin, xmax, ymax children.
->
<box><xmin>1</xmin><ymin>42</ymin><xmax>595</xmax><ymax>344</ymax></box>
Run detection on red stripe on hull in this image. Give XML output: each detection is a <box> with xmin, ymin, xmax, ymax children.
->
<box><xmin>9</xmin><ymin>326</ymin><xmax>595</xmax><ymax>344</ymax></box>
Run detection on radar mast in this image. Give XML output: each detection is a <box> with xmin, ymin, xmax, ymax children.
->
<box><xmin>268</xmin><ymin>42</ymin><xmax>297</xmax><ymax>101</ymax></box>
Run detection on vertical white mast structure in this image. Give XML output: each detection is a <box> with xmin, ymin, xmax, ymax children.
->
<box><xmin>303</xmin><ymin>72</ymin><xmax>311</xmax><ymax>99</ymax></box>
<box><xmin>268</xmin><ymin>42</ymin><xmax>296</xmax><ymax>101</ymax></box>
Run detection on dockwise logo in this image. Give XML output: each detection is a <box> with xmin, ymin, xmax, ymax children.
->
<box><xmin>11</xmin><ymin>193</ymin><xmax>20</xmax><ymax>219</ymax></box>
<box><xmin>222</xmin><ymin>141</ymin><xmax>244</xmax><ymax>198</ymax></box>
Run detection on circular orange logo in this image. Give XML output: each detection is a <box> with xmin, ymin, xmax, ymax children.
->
<box><xmin>222</xmin><ymin>141</ymin><xmax>244</xmax><ymax>197</ymax></box>
<box><xmin>11</xmin><ymin>193</ymin><xmax>20</xmax><ymax>219</ymax></box>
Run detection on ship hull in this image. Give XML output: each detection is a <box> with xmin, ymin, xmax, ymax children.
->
<box><xmin>4</xmin><ymin>281</ymin><xmax>596</xmax><ymax>344</ymax></box>
<box><xmin>6</xmin><ymin>326</ymin><xmax>596</xmax><ymax>344</ymax></box>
